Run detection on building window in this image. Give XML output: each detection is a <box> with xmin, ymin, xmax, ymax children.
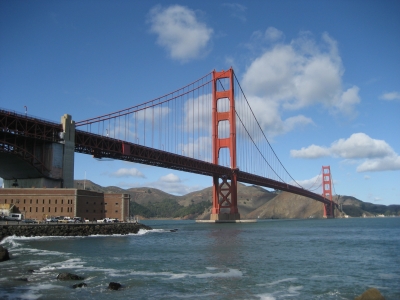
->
<box><xmin>11</xmin><ymin>199</ymin><xmax>13</xmax><ymax>203</ymax></box>
<box><xmin>30</xmin><ymin>207</ymin><xmax>32</xmax><ymax>212</ymax></box>
<box><xmin>115</xmin><ymin>210</ymin><xmax>118</xmax><ymax>213</ymax></box>
<box><xmin>86</xmin><ymin>210</ymin><xmax>88</xmax><ymax>213</ymax></box>
<box><xmin>48</xmin><ymin>207</ymin><xmax>50</xmax><ymax>212</ymax></box>
<box><xmin>43</xmin><ymin>199</ymin><xmax>44</xmax><ymax>204</ymax></box>
<box><xmin>62</xmin><ymin>199</ymin><xmax>64</xmax><ymax>204</ymax></box>
<box><xmin>42</xmin><ymin>207</ymin><xmax>44</xmax><ymax>212</ymax></box>
<box><xmin>61</xmin><ymin>207</ymin><xmax>63</xmax><ymax>212</ymax></box>
<box><xmin>116</xmin><ymin>203</ymin><xmax>119</xmax><ymax>205</ymax></box>
<box><xmin>36</xmin><ymin>207</ymin><xmax>38</xmax><ymax>212</ymax></box>
<box><xmin>49</xmin><ymin>200</ymin><xmax>51</xmax><ymax>204</ymax></box>
<box><xmin>30</xmin><ymin>199</ymin><xmax>32</xmax><ymax>204</ymax></box>
<box><xmin>105</xmin><ymin>203</ymin><xmax>107</xmax><ymax>205</ymax></box>
<box><xmin>24</xmin><ymin>199</ymin><xmax>26</xmax><ymax>204</ymax></box>
<box><xmin>4</xmin><ymin>199</ymin><xmax>6</xmax><ymax>204</ymax></box>
<box><xmin>55</xmin><ymin>200</ymin><xmax>57</xmax><ymax>204</ymax></box>
<box><xmin>105</xmin><ymin>210</ymin><xmax>107</xmax><ymax>213</ymax></box>
<box><xmin>55</xmin><ymin>207</ymin><xmax>57</xmax><ymax>213</ymax></box>
<box><xmin>36</xmin><ymin>199</ymin><xmax>38</xmax><ymax>204</ymax></box>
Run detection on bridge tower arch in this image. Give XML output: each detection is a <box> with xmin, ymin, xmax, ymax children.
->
<box><xmin>322</xmin><ymin>166</ymin><xmax>334</xmax><ymax>218</ymax></box>
<box><xmin>211</xmin><ymin>68</ymin><xmax>240</xmax><ymax>221</ymax></box>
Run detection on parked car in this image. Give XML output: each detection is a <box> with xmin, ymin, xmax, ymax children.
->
<box><xmin>22</xmin><ymin>219</ymin><xmax>38</xmax><ymax>223</ymax></box>
<box><xmin>46</xmin><ymin>217</ymin><xmax>58</xmax><ymax>222</ymax></box>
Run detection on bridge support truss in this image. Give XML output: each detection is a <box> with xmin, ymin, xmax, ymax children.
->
<box><xmin>211</xmin><ymin>69</ymin><xmax>240</xmax><ymax>221</ymax></box>
<box><xmin>322</xmin><ymin>166</ymin><xmax>334</xmax><ymax>218</ymax></box>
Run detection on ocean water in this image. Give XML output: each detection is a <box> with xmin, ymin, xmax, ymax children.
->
<box><xmin>0</xmin><ymin>218</ymin><xmax>399</xmax><ymax>300</ymax></box>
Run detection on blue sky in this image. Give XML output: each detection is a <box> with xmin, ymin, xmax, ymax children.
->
<box><xmin>1</xmin><ymin>1</ymin><xmax>399</xmax><ymax>205</ymax></box>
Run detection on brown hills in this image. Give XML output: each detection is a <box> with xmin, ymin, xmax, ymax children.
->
<box><xmin>74</xmin><ymin>180</ymin><xmax>400</xmax><ymax>219</ymax></box>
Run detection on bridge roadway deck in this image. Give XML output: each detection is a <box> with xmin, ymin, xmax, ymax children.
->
<box><xmin>0</xmin><ymin>109</ymin><xmax>332</xmax><ymax>206</ymax></box>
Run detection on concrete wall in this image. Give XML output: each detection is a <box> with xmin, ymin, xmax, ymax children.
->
<box><xmin>61</xmin><ymin>114</ymin><xmax>75</xmax><ymax>188</ymax></box>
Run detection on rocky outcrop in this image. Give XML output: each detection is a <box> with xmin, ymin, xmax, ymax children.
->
<box><xmin>355</xmin><ymin>288</ymin><xmax>385</xmax><ymax>300</ymax></box>
<box><xmin>1</xmin><ymin>223</ymin><xmax>152</xmax><ymax>240</ymax></box>
<box><xmin>57</xmin><ymin>273</ymin><xmax>84</xmax><ymax>280</ymax></box>
<box><xmin>0</xmin><ymin>245</ymin><xmax>10</xmax><ymax>262</ymax></box>
<box><xmin>72</xmin><ymin>283</ymin><xmax>87</xmax><ymax>288</ymax></box>
<box><xmin>108</xmin><ymin>282</ymin><xmax>122</xmax><ymax>290</ymax></box>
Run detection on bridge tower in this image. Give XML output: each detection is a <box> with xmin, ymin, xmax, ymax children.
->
<box><xmin>211</xmin><ymin>68</ymin><xmax>240</xmax><ymax>221</ymax></box>
<box><xmin>322</xmin><ymin>166</ymin><xmax>334</xmax><ymax>218</ymax></box>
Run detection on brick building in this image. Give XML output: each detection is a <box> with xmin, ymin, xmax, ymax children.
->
<box><xmin>0</xmin><ymin>188</ymin><xmax>129</xmax><ymax>221</ymax></box>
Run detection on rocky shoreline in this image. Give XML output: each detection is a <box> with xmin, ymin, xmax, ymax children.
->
<box><xmin>0</xmin><ymin>222</ymin><xmax>152</xmax><ymax>242</ymax></box>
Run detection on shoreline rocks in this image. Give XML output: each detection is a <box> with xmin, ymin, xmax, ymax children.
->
<box><xmin>0</xmin><ymin>245</ymin><xmax>10</xmax><ymax>261</ymax></box>
<box><xmin>0</xmin><ymin>223</ymin><xmax>152</xmax><ymax>241</ymax></box>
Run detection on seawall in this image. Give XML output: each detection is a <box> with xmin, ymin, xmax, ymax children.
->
<box><xmin>0</xmin><ymin>223</ymin><xmax>152</xmax><ymax>241</ymax></box>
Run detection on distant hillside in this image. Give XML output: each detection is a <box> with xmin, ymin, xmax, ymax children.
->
<box><xmin>74</xmin><ymin>180</ymin><xmax>400</xmax><ymax>219</ymax></box>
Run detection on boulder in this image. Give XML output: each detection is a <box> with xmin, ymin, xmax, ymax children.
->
<box><xmin>108</xmin><ymin>282</ymin><xmax>122</xmax><ymax>290</ymax></box>
<box><xmin>0</xmin><ymin>246</ymin><xmax>10</xmax><ymax>262</ymax></box>
<box><xmin>72</xmin><ymin>282</ymin><xmax>87</xmax><ymax>289</ymax></box>
<box><xmin>57</xmin><ymin>273</ymin><xmax>84</xmax><ymax>280</ymax></box>
<box><xmin>355</xmin><ymin>288</ymin><xmax>385</xmax><ymax>300</ymax></box>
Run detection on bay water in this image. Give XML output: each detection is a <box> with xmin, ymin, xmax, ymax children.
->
<box><xmin>1</xmin><ymin>218</ymin><xmax>399</xmax><ymax>299</ymax></box>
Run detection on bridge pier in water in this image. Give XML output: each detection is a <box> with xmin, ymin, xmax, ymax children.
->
<box><xmin>210</xmin><ymin>68</ymin><xmax>241</xmax><ymax>221</ymax></box>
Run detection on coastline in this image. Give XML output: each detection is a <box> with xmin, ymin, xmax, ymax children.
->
<box><xmin>0</xmin><ymin>222</ymin><xmax>152</xmax><ymax>242</ymax></box>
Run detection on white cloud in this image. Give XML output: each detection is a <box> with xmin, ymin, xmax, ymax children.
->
<box><xmin>110</xmin><ymin>168</ymin><xmax>145</xmax><ymax>178</ymax></box>
<box><xmin>356</xmin><ymin>156</ymin><xmax>400</xmax><ymax>172</ymax></box>
<box><xmin>160</xmin><ymin>173</ymin><xmax>180</xmax><ymax>182</ymax></box>
<box><xmin>290</xmin><ymin>144</ymin><xmax>330</xmax><ymax>159</ymax></box>
<box><xmin>148</xmin><ymin>5</ymin><xmax>213</xmax><ymax>62</ymax></box>
<box><xmin>364</xmin><ymin>175</ymin><xmax>370</xmax><ymax>180</ymax></box>
<box><xmin>241</xmin><ymin>31</ymin><xmax>361</xmax><ymax>136</ymax></box>
<box><xmin>291</xmin><ymin>132</ymin><xmax>400</xmax><ymax>172</ymax></box>
<box><xmin>330</xmin><ymin>133</ymin><xmax>395</xmax><ymax>159</ymax></box>
<box><xmin>292</xmin><ymin>174</ymin><xmax>322</xmax><ymax>191</ymax></box>
<box><xmin>222</xmin><ymin>3</ymin><xmax>247</xmax><ymax>22</ymax></box>
<box><xmin>379</xmin><ymin>91</ymin><xmax>400</xmax><ymax>101</ymax></box>
<box><xmin>264</xmin><ymin>27</ymin><xmax>284</xmax><ymax>42</ymax></box>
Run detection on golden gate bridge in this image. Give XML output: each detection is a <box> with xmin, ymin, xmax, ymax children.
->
<box><xmin>0</xmin><ymin>68</ymin><xmax>337</xmax><ymax>219</ymax></box>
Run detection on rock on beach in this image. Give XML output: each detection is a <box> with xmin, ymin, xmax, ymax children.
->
<box><xmin>355</xmin><ymin>288</ymin><xmax>385</xmax><ymax>300</ymax></box>
<box><xmin>0</xmin><ymin>245</ymin><xmax>10</xmax><ymax>262</ymax></box>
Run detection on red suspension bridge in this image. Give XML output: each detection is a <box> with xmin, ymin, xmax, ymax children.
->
<box><xmin>0</xmin><ymin>68</ymin><xmax>336</xmax><ymax>219</ymax></box>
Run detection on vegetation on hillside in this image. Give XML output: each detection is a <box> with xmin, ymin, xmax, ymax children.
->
<box><xmin>130</xmin><ymin>199</ymin><xmax>211</xmax><ymax>218</ymax></box>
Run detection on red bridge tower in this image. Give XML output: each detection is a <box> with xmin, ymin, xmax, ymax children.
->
<box><xmin>322</xmin><ymin>166</ymin><xmax>335</xmax><ymax>218</ymax></box>
<box><xmin>211</xmin><ymin>68</ymin><xmax>240</xmax><ymax>221</ymax></box>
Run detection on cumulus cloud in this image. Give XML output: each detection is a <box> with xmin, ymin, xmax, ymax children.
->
<box><xmin>110</xmin><ymin>168</ymin><xmax>145</xmax><ymax>178</ymax></box>
<box><xmin>380</xmin><ymin>91</ymin><xmax>400</xmax><ymax>101</ymax></box>
<box><xmin>290</xmin><ymin>144</ymin><xmax>330</xmax><ymax>159</ymax></box>
<box><xmin>291</xmin><ymin>133</ymin><xmax>400</xmax><ymax>172</ymax></box>
<box><xmin>241</xmin><ymin>31</ymin><xmax>361</xmax><ymax>136</ymax></box>
<box><xmin>148</xmin><ymin>5</ymin><xmax>213</xmax><ymax>62</ymax></box>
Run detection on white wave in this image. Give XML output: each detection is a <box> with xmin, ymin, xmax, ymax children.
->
<box><xmin>255</xmin><ymin>293</ymin><xmax>276</xmax><ymax>300</ymax></box>
<box><xmin>126</xmin><ymin>267</ymin><xmax>243</xmax><ymax>280</ymax></box>
<box><xmin>257</xmin><ymin>277</ymin><xmax>298</xmax><ymax>287</ymax></box>
<box><xmin>192</xmin><ymin>268</ymin><xmax>242</xmax><ymax>279</ymax></box>
<box><xmin>40</xmin><ymin>258</ymin><xmax>86</xmax><ymax>271</ymax></box>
